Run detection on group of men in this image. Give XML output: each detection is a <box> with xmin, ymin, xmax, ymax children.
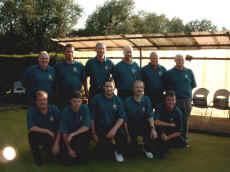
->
<box><xmin>23</xmin><ymin>43</ymin><xmax>196</xmax><ymax>166</ymax></box>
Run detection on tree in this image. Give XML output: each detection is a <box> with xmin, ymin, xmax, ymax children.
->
<box><xmin>167</xmin><ymin>17</ymin><xmax>185</xmax><ymax>33</ymax></box>
<box><xmin>0</xmin><ymin>0</ymin><xmax>82</xmax><ymax>53</ymax></box>
<box><xmin>143</xmin><ymin>13</ymin><xmax>170</xmax><ymax>33</ymax></box>
<box><xmin>184</xmin><ymin>19</ymin><xmax>217</xmax><ymax>32</ymax></box>
<box><xmin>85</xmin><ymin>0</ymin><xmax>135</xmax><ymax>35</ymax></box>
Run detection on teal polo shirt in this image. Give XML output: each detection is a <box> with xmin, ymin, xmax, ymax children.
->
<box><xmin>85</xmin><ymin>57</ymin><xmax>114</xmax><ymax>90</ymax></box>
<box><xmin>60</xmin><ymin>104</ymin><xmax>91</xmax><ymax>134</ymax></box>
<box><xmin>113</xmin><ymin>61</ymin><xmax>141</xmax><ymax>92</ymax></box>
<box><xmin>27</xmin><ymin>105</ymin><xmax>61</xmax><ymax>132</ymax></box>
<box><xmin>55</xmin><ymin>60</ymin><xmax>86</xmax><ymax>96</ymax></box>
<box><xmin>124</xmin><ymin>96</ymin><xmax>153</xmax><ymax>121</ymax></box>
<box><xmin>23</xmin><ymin>64</ymin><xmax>56</xmax><ymax>98</ymax></box>
<box><xmin>154</xmin><ymin>103</ymin><xmax>183</xmax><ymax>133</ymax></box>
<box><xmin>90</xmin><ymin>93</ymin><xmax>127</xmax><ymax>129</ymax></box>
<box><xmin>164</xmin><ymin>67</ymin><xmax>196</xmax><ymax>99</ymax></box>
<box><xmin>141</xmin><ymin>64</ymin><xmax>166</xmax><ymax>97</ymax></box>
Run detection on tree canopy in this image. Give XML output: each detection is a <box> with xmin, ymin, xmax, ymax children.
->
<box><xmin>0</xmin><ymin>0</ymin><xmax>82</xmax><ymax>53</ymax></box>
<box><xmin>72</xmin><ymin>0</ymin><xmax>219</xmax><ymax>37</ymax></box>
<box><xmin>0</xmin><ymin>0</ymin><xmax>224</xmax><ymax>53</ymax></box>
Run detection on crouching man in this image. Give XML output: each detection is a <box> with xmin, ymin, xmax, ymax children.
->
<box><xmin>60</xmin><ymin>91</ymin><xmax>91</xmax><ymax>164</ymax></box>
<box><xmin>90</xmin><ymin>77</ymin><xmax>127</xmax><ymax>162</ymax></box>
<box><xmin>124</xmin><ymin>80</ymin><xmax>158</xmax><ymax>159</ymax></box>
<box><xmin>154</xmin><ymin>90</ymin><xmax>186</xmax><ymax>158</ymax></box>
<box><xmin>27</xmin><ymin>90</ymin><xmax>61</xmax><ymax>166</ymax></box>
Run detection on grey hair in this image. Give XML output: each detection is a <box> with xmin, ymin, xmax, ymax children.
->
<box><xmin>96</xmin><ymin>42</ymin><xmax>106</xmax><ymax>49</ymax></box>
<box><xmin>123</xmin><ymin>45</ymin><xmax>133</xmax><ymax>56</ymax></box>
<box><xmin>174</xmin><ymin>54</ymin><xmax>184</xmax><ymax>61</ymax></box>
<box><xmin>150</xmin><ymin>52</ymin><xmax>159</xmax><ymax>58</ymax></box>
<box><xmin>39</xmin><ymin>51</ymin><xmax>49</xmax><ymax>58</ymax></box>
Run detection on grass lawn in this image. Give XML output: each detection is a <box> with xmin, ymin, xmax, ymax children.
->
<box><xmin>0</xmin><ymin>108</ymin><xmax>230</xmax><ymax>172</ymax></box>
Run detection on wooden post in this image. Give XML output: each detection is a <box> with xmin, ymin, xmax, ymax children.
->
<box><xmin>139</xmin><ymin>48</ymin><xmax>143</xmax><ymax>67</ymax></box>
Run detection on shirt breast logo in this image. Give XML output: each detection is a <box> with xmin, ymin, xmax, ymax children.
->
<box><xmin>49</xmin><ymin>116</ymin><xmax>54</xmax><ymax>122</ymax></box>
<box><xmin>105</xmin><ymin>65</ymin><xmax>109</xmax><ymax>70</ymax></box>
<box><xmin>73</xmin><ymin>67</ymin><xmax>77</xmax><ymax>72</ymax></box>
<box><xmin>113</xmin><ymin>104</ymin><xmax>117</xmax><ymax>110</ymax></box>
<box><xmin>158</xmin><ymin>71</ymin><xmax>162</xmax><ymax>76</ymax></box>
<box><xmin>170</xmin><ymin>117</ymin><xmax>174</xmax><ymax>122</ymax></box>
<box><xmin>48</xmin><ymin>74</ymin><xmax>53</xmax><ymax>80</ymax></box>
<box><xmin>142</xmin><ymin>107</ymin><xmax>146</xmax><ymax>112</ymax></box>
<box><xmin>185</xmin><ymin>74</ymin><xmax>188</xmax><ymax>79</ymax></box>
<box><xmin>131</xmin><ymin>68</ymin><xmax>136</xmax><ymax>74</ymax></box>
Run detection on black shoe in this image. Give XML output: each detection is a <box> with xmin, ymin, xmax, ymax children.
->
<box><xmin>154</xmin><ymin>152</ymin><xmax>165</xmax><ymax>159</ymax></box>
<box><xmin>33</xmin><ymin>153</ymin><xmax>43</xmax><ymax>166</ymax></box>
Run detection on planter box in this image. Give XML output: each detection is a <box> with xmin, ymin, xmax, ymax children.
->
<box><xmin>189</xmin><ymin>115</ymin><xmax>230</xmax><ymax>135</ymax></box>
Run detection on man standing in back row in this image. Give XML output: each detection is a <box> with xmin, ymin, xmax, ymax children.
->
<box><xmin>55</xmin><ymin>44</ymin><xmax>86</xmax><ymax>109</ymax></box>
<box><xmin>141</xmin><ymin>52</ymin><xmax>166</xmax><ymax>108</ymax></box>
<box><xmin>23</xmin><ymin>51</ymin><xmax>56</xmax><ymax>104</ymax></box>
<box><xmin>164</xmin><ymin>54</ymin><xmax>196</xmax><ymax>146</ymax></box>
<box><xmin>85</xmin><ymin>42</ymin><xmax>114</xmax><ymax>103</ymax></box>
<box><xmin>113</xmin><ymin>45</ymin><xmax>141</xmax><ymax>100</ymax></box>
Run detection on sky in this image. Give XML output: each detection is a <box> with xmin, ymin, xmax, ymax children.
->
<box><xmin>76</xmin><ymin>0</ymin><xmax>230</xmax><ymax>30</ymax></box>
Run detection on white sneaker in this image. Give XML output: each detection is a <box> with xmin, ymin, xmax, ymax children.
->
<box><xmin>144</xmin><ymin>150</ymin><xmax>153</xmax><ymax>159</ymax></box>
<box><xmin>114</xmin><ymin>151</ymin><xmax>124</xmax><ymax>162</ymax></box>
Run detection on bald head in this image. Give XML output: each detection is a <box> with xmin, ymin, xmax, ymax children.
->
<box><xmin>150</xmin><ymin>52</ymin><xmax>159</xmax><ymax>67</ymax></box>
<box><xmin>174</xmin><ymin>54</ymin><xmax>185</xmax><ymax>70</ymax></box>
<box><xmin>123</xmin><ymin>45</ymin><xmax>133</xmax><ymax>63</ymax></box>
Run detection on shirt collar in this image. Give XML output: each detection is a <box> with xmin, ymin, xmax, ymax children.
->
<box><xmin>132</xmin><ymin>95</ymin><xmax>144</xmax><ymax>104</ymax></box>
<box><xmin>38</xmin><ymin>65</ymin><xmax>48</xmax><ymax>72</ymax></box>
<box><xmin>174</xmin><ymin>66</ymin><xmax>185</xmax><ymax>71</ymax></box>
<box><xmin>95</xmin><ymin>56</ymin><xmax>106</xmax><ymax>63</ymax></box>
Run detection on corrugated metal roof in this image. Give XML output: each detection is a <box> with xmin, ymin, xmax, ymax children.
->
<box><xmin>51</xmin><ymin>31</ymin><xmax>230</xmax><ymax>51</ymax></box>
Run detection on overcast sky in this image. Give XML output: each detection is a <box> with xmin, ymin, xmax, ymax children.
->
<box><xmin>76</xmin><ymin>0</ymin><xmax>230</xmax><ymax>30</ymax></box>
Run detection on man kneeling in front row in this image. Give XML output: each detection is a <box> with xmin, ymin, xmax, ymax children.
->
<box><xmin>60</xmin><ymin>91</ymin><xmax>91</xmax><ymax>164</ymax></box>
<box><xmin>27</xmin><ymin>90</ymin><xmax>61</xmax><ymax>166</ymax></box>
<box><xmin>154</xmin><ymin>90</ymin><xmax>187</xmax><ymax>158</ymax></box>
<box><xmin>124</xmin><ymin>80</ymin><xmax>158</xmax><ymax>159</ymax></box>
<box><xmin>90</xmin><ymin>77</ymin><xmax>127</xmax><ymax>162</ymax></box>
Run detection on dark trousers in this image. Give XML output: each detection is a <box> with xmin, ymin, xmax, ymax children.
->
<box><xmin>155</xmin><ymin>126</ymin><xmax>186</xmax><ymax>154</ymax></box>
<box><xmin>62</xmin><ymin>133</ymin><xmax>90</xmax><ymax>164</ymax></box>
<box><xmin>28</xmin><ymin>132</ymin><xmax>55</xmax><ymax>160</ymax></box>
<box><xmin>95</xmin><ymin>127</ymin><xmax>127</xmax><ymax>159</ymax></box>
<box><xmin>176</xmin><ymin>98</ymin><xmax>192</xmax><ymax>142</ymax></box>
<box><xmin>127</xmin><ymin>120</ymin><xmax>157</xmax><ymax>154</ymax></box>
<box><xmin>117</xmin><ymin>90</ymin><xmax>133</xmax><ymax>101</ymax></box>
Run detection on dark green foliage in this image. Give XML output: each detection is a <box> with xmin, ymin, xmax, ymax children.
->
<box><xmin>0</xmin><ymin>0</ymin><xmax>82</xmax><ymax>53</ymax></box>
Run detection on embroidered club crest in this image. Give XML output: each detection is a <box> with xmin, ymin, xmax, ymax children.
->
<box><xmin>50</xmin><ymin>116</ymin><xmax>54</xmax><ymax>122</ymax></box>
<box><xmin>142</xmin><ymin>107</ymin><xmax>146</xmax><ymax>112</ymax></box>
<box><xmin>131</xmin><ymin>68</ymin><xmax>136</xmax><ymax>74</ymax></box>
<box><xmin>185</xmin><ymin>74</ymin><xmax>188</xmax><ymax>79</ymax></box>
<box><xmin>48</xmin><ymin>74</ymin><xmax>53</xmax><ymax>80</ymax></box>
<box><xmin>73</xmin><ymin>67</ymin><xmax>77</xmax><ymax>72</ymax></box>
<box><xmin>113</xmin><ymin>104</ymin><xmax>117</xmax><ymax>110</ymax></box>
<box><xmin>105</xmin><ymin>65</ymin><xmax>109</xmax><ymax>70</ymax></box>
<box><xmin>158</xmin><ymin>71</ymin><xmax>162</xmax><ymax>76</ymax></box>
